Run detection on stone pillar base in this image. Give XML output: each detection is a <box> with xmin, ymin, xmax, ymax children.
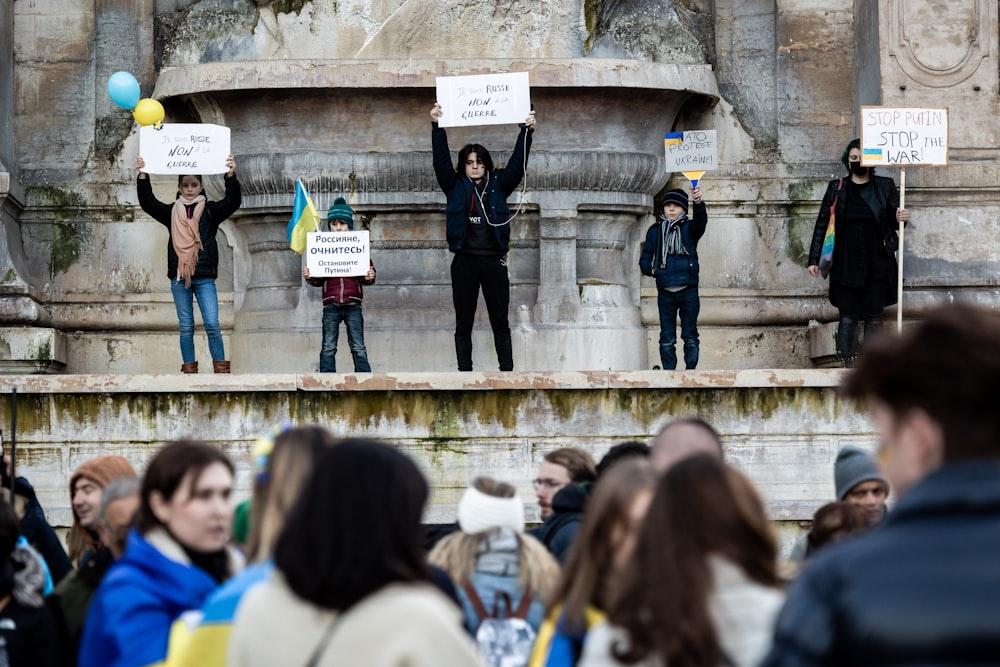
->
<box><xmin>0</xmin><ymin>328</ymin><xmax>67</xmax><ymax>374</ymax></box>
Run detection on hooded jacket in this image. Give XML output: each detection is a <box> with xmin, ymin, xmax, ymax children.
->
<box><xmin>432</xmin><ymin>123</ymin><xmax>532</xmax><ymax>254</ymax></box>
<box><xmin>79</xmin><ymin>528</ymin><xmax>242</xmax><ymax>667</ymax></box>
<box><xmin>136</xmin><ymin>174</ymin><xmax>242</xmax><ymax>281</ymax></box>
<box><xmin>528</xmin><ymin>482</ymin><xmax>589</xmax><ymax>564</ymax></box>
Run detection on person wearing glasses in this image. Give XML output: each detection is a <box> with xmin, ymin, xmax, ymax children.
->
<box><xmin>528</xmin><ymin>448</ymin><xmax>596</xmax><ymax>563</ymax></box>
<box><xmin>429</xmin><ymin>102</ymin><xmax>536</xmax><ymax>372</ymax></box>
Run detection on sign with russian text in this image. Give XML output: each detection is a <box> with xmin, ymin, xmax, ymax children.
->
<box><xmin>139</xmin><ymin>123</ymin><xmax>231</xmax><ymax>174</ymax></box>
<box><xmin>436</xmin><ymin>72</ymin><xmax>531</xmax><ymax>128</ymax></box>
<box><xmin>663</xmin><ymin>130</ymin><xmax>718</xmax><ymax>172</ymax></box>
<box><xmin>860</xmin><ymin>107</ymin><xmax>949</xmax><ymax>166</ymax></box>
<box><xmin>306</xmin><ymin>231</ymin><xmax>370</xmax><ymax>278</ymax></box>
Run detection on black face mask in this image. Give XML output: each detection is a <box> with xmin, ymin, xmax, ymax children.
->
<box><xmin>849</xmin><ymin>161</ymin><xmax>869</xmax><ymax>177</ymax></box>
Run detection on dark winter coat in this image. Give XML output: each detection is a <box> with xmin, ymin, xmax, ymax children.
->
<box><xmin>807</xmin><ymin>175</ymin><xmax>900</xmax><ymax>307</ymax></box>
<box><xmin>762</xmin><ymin>461</ymin><xmax>1000</xmax><ymax>666</ymax></box>
<box><xmin>638</xmin><ymin>202</ymin><xmax>708</xmax><ymax>289</ymax></box>
<box><xmin>0</xmin><ymin>543</ymin><xmax>64</xmax><ymax>667</ymax></box>
<box><xmin>10</xmin><ymin>476</ymin><xmax>70</xmax><ymax>586</ymax></box>
<box><xmin>306</xmin><ymin>260</ymin><xmax>376</xmax><ymax>305</ymax></box>
<box><xmin>432</xmin><ymin>123</ymin><xmax>532</xmax><ymax>254</ymax></box>
<box><xmin>136</xmin><ymin>174</ymin><xmax>242</xmax><ymax>280</ymax></box>
<box><xmin>528</xmin><ymin>483</ymin><xmax>589</xmax><ymax>563</ymax></box>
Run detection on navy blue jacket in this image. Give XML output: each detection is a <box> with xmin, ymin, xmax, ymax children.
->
<box><xmin>528</xmin><ymin>482</ymin><xmax>588</xmax><ymax>564</ymax></box>
<box><xmin>431</xmin><ymin>123</ymin><xmax>532</xmax><ymax>254</ymax></box>
<box><xmin>762</xmin><ymin>460</ymin><xmax>1000</xmax><ymax>666</ymax></box>
<box><xmin>638</xmin><ymin>201</ymin><xmax>708</xmax><ymax>289</ymax></box>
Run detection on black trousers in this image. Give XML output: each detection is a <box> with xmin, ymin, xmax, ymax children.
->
<box><xmin>836</xmin><ymin>281</ymin><xmax>888</xmax><ymax>361</ymax></box>
<box><xmin>451</xmin><ymin>253</ymin><xmax>512</xmax><ymax>371</ymax></box>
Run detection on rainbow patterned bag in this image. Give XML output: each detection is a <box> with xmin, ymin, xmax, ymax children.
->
<box><xmin>818</xmin><ymin>179</ymin><xmax>843</xmax><ymax>278</ymax></box>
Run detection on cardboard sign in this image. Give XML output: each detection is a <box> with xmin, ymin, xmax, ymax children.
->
<box><xmin>306</xmin><ymin>231</ymin><xmax>371</xmax><ymax>278</ymax></box>
<box><xmin>860</xmin><ymin>107</ymin><xmax>949</xmax><ymax>166</ymax></box>
<box><xmin>663</xmin><ymin>130</ymin><xmax>718</xmax><ymax>172</ymax></box>
<box><xmin>436</xmin><ymin>72</ymin><xmax>531</xmax><ymax>127</ymax></box>
<box><xmin>139</xmin><ymin>123</ymin><xmax>231</xmax><ymax>174</ymax></box>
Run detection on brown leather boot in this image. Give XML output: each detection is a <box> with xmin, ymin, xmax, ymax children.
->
<box><xmin>213</xmin><ymin>360</ymin><xmax>231</xmax><ymax>374</ymax></box>
<box><xmin>181</xmin><ymin>361</ymin><xmax>199</xmax><ymax>374</ymax></box>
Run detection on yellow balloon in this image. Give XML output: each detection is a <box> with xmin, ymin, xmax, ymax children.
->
<box><xmin>132</xmin><ymin>98</ymin><xmax>165</xmax><ymax>127</ymax></box>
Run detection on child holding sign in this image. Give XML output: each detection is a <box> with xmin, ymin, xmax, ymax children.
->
<box><xmin>639</xmin><ymin>186</ymin><xmax>707</xmax><ymax>370</ymax></box>
<box><xmin>302</xmin><ymin>198</ymin><xmax>377</xmax><ymax>373</ymax></box>
<box><xmin>430</xmin><ymin>102</ymin><xmax>535</xmax><ymax>372</ymax></box>
<box><xmin>136</xmin><ymin>155</ymin><xmax>241</xmax><ymax>373</ymax></box>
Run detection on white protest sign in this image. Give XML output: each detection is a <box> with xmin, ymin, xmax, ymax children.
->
<box><xmin>663</xmin><ymin>130</ymin><xmax>718</xmax><ymax>172</ymax></box>
<box><xmin>306</xmin><ymin>231</ymin><xmax>371</xmax><ymax>278</ymax></box>
<box><xmin>139</xmin><ymin>123</ymin><xmax>231</xmax><ymax>174</ymax></box>
<box><xmin>860</xmin><ymin>107</ymin><xmax>949</xmax><ymax>167</ymax></box>
<box><xmin>436</xmin><ymin>72</ymin><xmax>531</xmax><ymax>127</ymax></box>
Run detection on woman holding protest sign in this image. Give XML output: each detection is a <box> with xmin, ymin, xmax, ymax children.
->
<box><xmin>136</xmin><ymin>155</ymin><xmax>241</xmax><ymax>373</ymax></box>
<box><xmin>807</xmin><ymin>138</ymin><xmax>908</xmax><ymax>368</ymax></box>
<box><xmin>430</xmin><ymin>102</ymin><xmax>535</xmax><ymax>372</ymax></box>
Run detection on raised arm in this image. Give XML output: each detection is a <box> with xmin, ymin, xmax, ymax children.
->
<box><xmin>135</xmin><ymin>156</ymin><xmax>173</xmax><ymax>228</ymax></box>
<box><xmin>431</xmin><ymin>103</ymin><xmax>458</xmax><ymax>193</ymax></box>
<box><xmin>497</xmin><ymin>110</ymin><xmax>535</xmax><ymax>196</ymax></box>
<box><xmin>207</xmin><ymin>154</ymin><xmax>242</xmax><ymax>225</ymax></box>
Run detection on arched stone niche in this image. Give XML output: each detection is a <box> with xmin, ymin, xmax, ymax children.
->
<box><xmin>153</xmin><ymin>59</ymin><xmax>718</xmax><ymax>372</ymax></box>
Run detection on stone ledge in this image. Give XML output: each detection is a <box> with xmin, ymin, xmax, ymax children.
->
<box><xmin>0</xmin><ymin>369</ymin><xmax>846</xmax><ymax>393</ymax></box>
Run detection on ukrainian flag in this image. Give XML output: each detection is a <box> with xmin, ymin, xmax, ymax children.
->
<box><xmin>286</xmin><ymin>179</ymin><xmax>321</xmax><ymax>254</ymax></box>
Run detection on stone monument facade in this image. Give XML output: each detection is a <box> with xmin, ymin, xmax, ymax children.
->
<box><xmin>2</xmin><ymin>0</ymin><xmax>998</xmax><ymax>373</ymax></box>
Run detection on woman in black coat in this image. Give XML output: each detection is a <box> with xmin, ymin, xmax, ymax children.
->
<box><xmin>807</xmin><ymin>138</ymin><xmax>909</xmax><ymax>367</ymax></box>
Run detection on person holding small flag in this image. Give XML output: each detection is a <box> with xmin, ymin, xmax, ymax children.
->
<box><xmin>136</xmin><ymin>155</ymin><xmax>241</xmax><ymax>373</ymax></box>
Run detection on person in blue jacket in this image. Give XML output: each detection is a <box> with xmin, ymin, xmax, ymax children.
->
<box><xmin>78</xmin><ymin>441</ymin><xmax>242</xmax><ymax>667</ymax></box>
<box><xmin>430</xmin><ymin>102</ymin><xmax>535</xmax><ymax>371</ymax></box>
<box><xmin>639</xmin><ymin>186</ymin><xmax>707</xmax><ymax>370</ymax></box>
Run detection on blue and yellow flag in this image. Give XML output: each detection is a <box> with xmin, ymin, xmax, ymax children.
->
<box><xmin>286</xmin><ymin>179</ymin><xmax>321</xmax><ymax>254</ymax></box>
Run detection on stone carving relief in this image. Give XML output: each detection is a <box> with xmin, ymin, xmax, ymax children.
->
<box><xmin>888</xmin><ymin>0</ymin><xmax>994</xmax><ymax>87</ymax></box>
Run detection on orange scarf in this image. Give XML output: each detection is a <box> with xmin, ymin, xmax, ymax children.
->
<box><xmin>171</xmin><ymin>194</ymin><xmax>206</xmax><ymax>287</ymax></box>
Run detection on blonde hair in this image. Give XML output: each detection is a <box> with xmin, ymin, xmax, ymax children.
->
<box><xmin>429</xmin><ymin>476</ymin><xmax>560</xmax><ymax>601</ymax></box>
<box><xmin>246</xmin><ymin>426</ymin><xmax>337</xmax><ymax>562</ymax></box>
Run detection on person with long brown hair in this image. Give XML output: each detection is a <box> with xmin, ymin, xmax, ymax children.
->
<box><xmin>580</xmin><ymin>456</ymin><xmax>784</xmax><ymax>667</ymax></box>
<box><xmin>530</xmin><ymin>458</ymin><xmax>657</xmax><ymax>666</ymax></box>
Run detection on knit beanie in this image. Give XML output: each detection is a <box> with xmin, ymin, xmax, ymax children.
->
<box><xmin>834</xmin><ymin>446</ymin><xmax>887</xmax><ymax>500</ymax></box>
<box><xmin>327</xmin><ymin>197</ymin><xmax>354</xmax><ymax>230</ymax></box>
<box><xmin>662</xmin><ymin>188</ymin><xmax>689</xmax><ymax>214</ymax></box>
<box><xmin>456</xmin><ymin>485</ymin><xmax>525</xmax><ymax>535</ymax></box>
<box><xmin>69</xmin><ymin>455</ymin><xmax>136</xmax><ymax>500</ymax></box>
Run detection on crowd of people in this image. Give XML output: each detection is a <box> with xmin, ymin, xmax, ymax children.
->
<box><xmin>0</xmin><ymin>302</ymin><xmax>997</xmax><ymax>665</ymax></box>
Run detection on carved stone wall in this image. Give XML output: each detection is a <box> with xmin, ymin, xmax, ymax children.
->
<box><xmin>3</xmin><ymin>0</ymin><xmax>999</xmax><ymax>373</ymax></box>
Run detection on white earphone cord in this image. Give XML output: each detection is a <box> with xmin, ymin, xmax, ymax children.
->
<box><xmin>487</xmin><ymin>128</ymin><xmax>529</xmax><ymax>227</ymax></box>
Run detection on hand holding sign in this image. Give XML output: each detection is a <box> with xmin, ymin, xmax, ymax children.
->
<box><xmin>664</xmin><ymin>131</ymin><xmax>717</xmax><ymax>188</ymax></box>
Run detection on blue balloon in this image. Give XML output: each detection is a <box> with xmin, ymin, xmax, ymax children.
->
<box><xmin>107</xmin><ymin>71</ymin><xmax>140</xmax><ymax>110</ymax></box>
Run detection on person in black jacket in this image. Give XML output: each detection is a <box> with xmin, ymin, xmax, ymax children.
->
<box><xmin>639</xmin><ymin>186</ymin><xmax>707</xmax><ymax>370</ymax></box>
<box><xmin>762</xmin><ymin>304</ymin><xmax>1000</xmax><ymax>666</ymax></box>
<box><xmin>430</xmin><ymin>103</ymin><xmax>535</xmax><ymax>372</ymax></box>
<box><xmin>807</xmin><ymin>138</ymin><xmax>908</xmax><ymax>367</ymax></box>
<box><xmin>135</xmin><ymin>155</ymin><xmax>242</xmax><ymax>374</ymax></box>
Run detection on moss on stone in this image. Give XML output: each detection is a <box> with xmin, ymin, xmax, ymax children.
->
<box><xmin>272</xmin><ymin>0</ymin><xmax>311</xmax><ymax>16</ymax></box>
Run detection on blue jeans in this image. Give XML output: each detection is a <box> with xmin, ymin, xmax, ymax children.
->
<box><xmin>657</xmin><ymin>286</ymin><xmax>700</xmax><ymax>370</ymax></box>
<box><xmin>320</xmin><ymin>303</ymin><xmax>371</xmax><ymax>373</ymax></box>
<box><xmin>171</xmin><ymin>278</ymin><xmax>225</xmax><ymax>363</ymax></box>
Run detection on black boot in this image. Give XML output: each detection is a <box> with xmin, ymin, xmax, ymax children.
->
<box><xmin>838</xmin><ymin>317</ymin><xmax>859</xmax><ymax>369</ymax></box>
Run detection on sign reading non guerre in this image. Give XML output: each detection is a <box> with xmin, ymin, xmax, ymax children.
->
<box><xmin>860</xmin><ymin>107</ymin><xmax>949</xmax><ymax>167</ymax></box>
<box><xmin>306</xmin><ymin>231</ymin><xmax>371</xmax><ymax>278</ymax></box>
<box><xmin>663</xmin><ymin>130</ymin><xmax>718</xmax><ymax>172</ymax></box>
<box><xmin>139</xmin><ymin>123</ymin><xmax>232</xmax><ymax>175</ymax></box>
<box><xmin>435</xmin><ymin>72</ymin><xmax>531</xmax><ymax>128</ymax></box>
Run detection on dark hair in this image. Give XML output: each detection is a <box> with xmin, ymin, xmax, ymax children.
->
<box><xmin>544</xmin><ymin>447</ymin><xmax>597</xmax><ymax>483</ymax></box>
<box><xmin>176</xmin><ymin>174</ymin><xmax>204</xmax><ymax>186</ymax></box>
<box><xmin>842</xmin><ymin>304</ymin><xmax>1000</xmax><ymax>462</ymax></box>
<box><xmin>0</xmin><ymin>501</ymin><xmax>18</xmax><ymax>562</ymax></box>
<box><xmin>806</xmin><ymin>501</ymin><xmax>870</xmax><ymax>554</ymax></box>
<box><xmin>609</xmin><ymin>456</ymin><xmax>779</xmax><ymax>667</ymax></box>
<box><xmin>274</xmin><ymin>439</ymin><xmax>432</xmax><ymax>611</ymax></box>
<box><xmin>456</xmin><ymin>143</ymin><xmax>494</xmax><ymax>175</ymax></box>
<box><xmin>596</xmin><ymin>440</ymin><xmax>650</xmax><ymax>478</ymax></box>
<box><xmin>137</xmin><ymin>441</ymin><xmax>234</xmax><ymax>534</ymax></box>
<box><xmin>840</xmin><ymin>138</ymin><xmax>875</xmax><ymax>175</ymax></box>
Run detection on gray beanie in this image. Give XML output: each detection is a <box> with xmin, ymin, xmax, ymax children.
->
<box><xmin>834</xmin><ymin>446</ymin><xmax>888</xmax><ymax>500</ymax></box>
